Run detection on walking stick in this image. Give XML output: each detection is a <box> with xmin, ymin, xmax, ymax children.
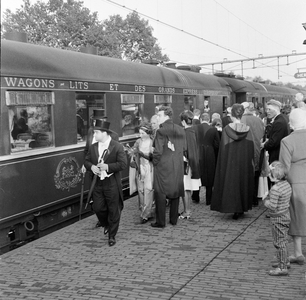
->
<box><xmin>84</xmin><ymin>149</ymin><xmax>109</xmax><ymax>210</ymax></box>
<box><xmin>79</xmin><ymin>171</ymin><xmax>86</xmax><ymax>220</ymax></box>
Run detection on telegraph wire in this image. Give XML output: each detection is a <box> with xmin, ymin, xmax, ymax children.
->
<box><xmin>213</xmin><ymin>0</ymin><xmax>292</xmax><ymax>52</ymax></box>
<box><xmin>103</xmin><ymin>0</ymin><xmax>303</xmax><ymax>79</ymax></box>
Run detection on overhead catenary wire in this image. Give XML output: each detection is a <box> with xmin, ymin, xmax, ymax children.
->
<box><xmin>103</xmin><ymin>0</ymin><xmax>305</xmax><ymax>80</ymax></box>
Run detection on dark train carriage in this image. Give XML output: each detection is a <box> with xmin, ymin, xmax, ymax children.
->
<box><xmin>0</xmin><ymin>39</ymin><xmax>230</xmax><ymax>252</ymax></box>
<box><xmin>260</xmin><ymin>83</ymin><xmax>297</xmax><ymax>105</ymax></box>
<box><xmin>215</xmin><ymin>75</ymin><xmax>268</xmax><ymax>108</ymax></box>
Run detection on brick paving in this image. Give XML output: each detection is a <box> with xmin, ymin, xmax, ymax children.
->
<box><xmin>0</xmin><ymin>190</ymin><xmax>305</xmax><ymax>300</ymax></box>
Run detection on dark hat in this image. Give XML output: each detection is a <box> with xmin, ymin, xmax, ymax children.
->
<box><xmin>93</xmin><ymin>120</ymin><xmax>112</xmax><ymax>133</ymax></box>
<box><xmin>92</xmin><ymin>109</ymin><xmax>107</xmax><ymax>120</ymax></box>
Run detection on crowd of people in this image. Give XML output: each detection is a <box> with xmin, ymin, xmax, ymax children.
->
<box><xmin>82</xmin><ymin>93</ymin><xmax>306</xmax><ymax>278</ymax></box>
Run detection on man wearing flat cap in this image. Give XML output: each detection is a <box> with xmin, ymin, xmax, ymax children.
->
<box><xmin>84</xmin><ymin>120</ymin><xmax>127</xmax><ymax>246</ymax></box>
<box><xmin>261</xmin><ymin>100</ymin><xmax>289</xmax><ymax>164</ymax></box>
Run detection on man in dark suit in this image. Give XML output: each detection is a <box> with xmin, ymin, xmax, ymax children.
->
<box><xmin>196</xmin><ymin>113</ymin><xmax>220</xmax><ymax>205</ymax></box>
<box><xmin>84</xmin><ymin>120</ymin><xmax>127</xmax><ymax>246</ymax></box>
<box><xmin>82</xmin><ymin>109</ymin><xmax>119</xmax><ymax>228</ymax></box>
<box><xmin>261</xmin><ymin>100</ymin><xmax>289</xmax><ymax>164</ymax></box>
<box><xmin>151</xmin><ymin>106</ymin><xmax>187</xmax><ymax>228</ymax></box>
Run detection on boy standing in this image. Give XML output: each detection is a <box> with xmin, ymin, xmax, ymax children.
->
<box><xmin>263</xmin><ymin>161</ymin><xmax>292</xmax><ymax>276</ymax></box>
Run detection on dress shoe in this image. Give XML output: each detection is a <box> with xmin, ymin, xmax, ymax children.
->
<box><xmin>289</xmin><ymin>255</ymin><xmax>305</xmax><ymax>265</ymax></box>
<box><xmin>108</xmin><ymin>237</ymin><xmax>116</xmax><ymax>247</ymax></box>
<box><xmin>151</xmin><ymin>222</ymin><xmax>164</xmax><ymax>228</ymax></box>
<box><xmin>268</xmin><ymin>267</ymin><xmax>288</xmax><ymax>276</ymax></box>
<box><xmin>95</xmin><ymin>221</ymin><xmax>102</xmax><ymax>228</ymax></box>
<box><xmin>232</xmin><ymin>212</ymin><xmax>244</xmax><ymax>220</ymax></box>
<box><xmin>104</xmin><ymin>226</ymin><xmax>109</xmax><ymax>235</ymax></box>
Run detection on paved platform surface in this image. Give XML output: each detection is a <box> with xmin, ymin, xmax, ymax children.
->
<box><xmin>1</xmin><ymin>191</ymin><xmax>305</xmax><ymax>300</ymax></box>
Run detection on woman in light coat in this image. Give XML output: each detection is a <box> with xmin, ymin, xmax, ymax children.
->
<box><xmin>279</xmin><ymin>108</ymin><xmax>306</xmax><ymax>265</ymax></box>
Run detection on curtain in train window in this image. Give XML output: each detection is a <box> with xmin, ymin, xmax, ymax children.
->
<box><xmin>121</xmin><ymin>94</ymin><xmax>145</xmax><ymax>137</ymax></box>
<box><xmin>6</xmin><ymin>91</ymin><xmax>54</xmax><ymax>153</ymax></box>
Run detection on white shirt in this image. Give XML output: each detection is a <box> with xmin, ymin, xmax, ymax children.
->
<box><xmin>98</xmin><ymin>136</ymin><xmax>113</xmax><ymax>179</ymax></box>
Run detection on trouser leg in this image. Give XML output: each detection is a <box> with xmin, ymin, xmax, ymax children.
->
<box><xmin>94</xmin><ymin>177</ymin><xmax>121</xmax><ymax>238</ymax></box>
<box><xmin>154</xmin><ymin>191</ymin><xmax>166</xmax><ymax>226</ymax></box>
<box><xmin>206</xmin><ymin>186</ymin><xmax>212</xmax><ymax>205</ymax></box>
<box><xmin>271</xmin><ymin>213</ymin><xmax>290</xmax><ymax>269</ymax></box>
<box><xmin>169</xmin><ymin>197</ymin><xmax>179</xmax><ymax>225</ymax></box>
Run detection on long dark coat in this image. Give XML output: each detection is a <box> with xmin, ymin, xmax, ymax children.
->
<box><xmin>211</xmin><ymin>123</ymin><xmax>254</xmax><ymax>213</ymax></box>
<box><xmin>264</xmin><ymin>114</ymin><xmax>289</xmax><ymax>164</ymax></box>
<box><xmin>185</xmin><ymin>127</ymin><xmax>200</xmax><ymax>179</ymax></box>
<box><xmin>196</xmin><ymin>122</ymin><xmax>220</xmax><ymax>187</ymax></box>
<box><xmin>84</xmin><ymin>139</ymin><xmax>127</xmax><ymax>209</ymax></box>
<box><xmin>153</xmin><ymin>119</ymin><xmax>186</xmax><ymax>198</ymax></box>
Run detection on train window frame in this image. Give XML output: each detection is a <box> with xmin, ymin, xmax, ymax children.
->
<box><xmin>121</xmin><ymin>94</ymin><xmax>144</xmax><ymax>137</ymax></box>
<box><xmin>6</xmin><ymin>91</ymin><xmax>55</xmax><ymax>153</ymax></box>
<box><xmin>154</xmin><ymin>94</ymin><xmax>172</xmax><ymax>113</ymax></box>
<box><xmin>75</xmin><ymin>93</ymin><xmax>106</xmax><ymax>143</ymax></box>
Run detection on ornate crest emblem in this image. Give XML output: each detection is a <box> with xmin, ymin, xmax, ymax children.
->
<box><xmin>54</xmin><ymin>157</ymin><xmax>82</xmax><ymax>191</ymax></box>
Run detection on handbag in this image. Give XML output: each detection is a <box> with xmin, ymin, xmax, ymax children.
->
<box><xmin>129</xmin><ymin>166</ymin><xmax>137</xmax><ymax>195</ymax></box>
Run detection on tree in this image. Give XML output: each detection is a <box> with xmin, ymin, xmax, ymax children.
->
<box><xmin>1</xmin><ymin>0</ymin><xmax>169</xmax><ymax>62</ymax></box>
<box><xmin>101</xmin><ymin>11</ymin><xmax>169</xmax><ymax>62</ymax></box>
<box><xmin>1</xmin><ymin>0</ymin><xmax>101</xmax><ymax>50</ymax></box>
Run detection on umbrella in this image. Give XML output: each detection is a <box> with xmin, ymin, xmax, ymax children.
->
<box><xmin>79</xmin><ymin>172</ymin><xmax>86</xmax><ymax>220</ymax></box>
<box><xmin>85</xmin><ymin>149</ymin><xmax>108</xmax><ymax>209</ymax></box>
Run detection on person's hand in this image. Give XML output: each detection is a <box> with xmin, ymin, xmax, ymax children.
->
<box><xmin>91</xmin><ymin>165</ymin><xmax>100</xmax><ymax>176</ymax></box>
<box><xmin>98</xmin><ymin>163</ymin><xmax>108</xmax><ymax>172</ymax></box>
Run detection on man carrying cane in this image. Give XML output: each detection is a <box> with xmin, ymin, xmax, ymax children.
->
<box><xmin>84</xmin><ymin>120</ymin><xmax>127</xmax><ymax>246</ymax></box>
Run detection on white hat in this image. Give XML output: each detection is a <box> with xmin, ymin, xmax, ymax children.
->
<box><xmin>241</xmin><ymin>102</ymin><xmax>250</xmax><ymax>109</ymax></box>
<box><xmin>267</xmin><ymin>99</ymin><xmax>282</xmax><ymax>110</ymax></box>
<box><xmin>289</xmin><ymin>108</ymin><xmax>306</xmax><ymax>130</ymax></box>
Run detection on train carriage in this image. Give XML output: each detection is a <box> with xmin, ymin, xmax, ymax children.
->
<box><xmin>0</xmin><ymin>39</ymin><xmax>231</xmax><ymax>253</ymax></box>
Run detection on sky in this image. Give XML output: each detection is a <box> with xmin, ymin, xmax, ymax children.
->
<box><xmin>1</xmin><ymin>0</ymin><xmax>306</xmax><ymax>85</ymax></box>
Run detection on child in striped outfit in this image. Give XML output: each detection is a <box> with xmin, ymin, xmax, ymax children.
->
<box><xmin>263</xmin><ymin>161</ymin><xmax>292</xmax><ymax>276</ymax></box>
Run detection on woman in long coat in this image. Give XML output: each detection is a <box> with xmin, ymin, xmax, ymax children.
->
<box><xmin>179</xmin><ymin>110</ymin><xmax>201</xmax><ymax>219</ymax></box>
<box><xmin>279</xmin><ymin>108</ymin><xmax>306</xmax><ymax>265</ymax></box>
<box><xmin>211</xmin><ymin>104</ymin><xmax>255</xmax><ymax>219</ymax></box>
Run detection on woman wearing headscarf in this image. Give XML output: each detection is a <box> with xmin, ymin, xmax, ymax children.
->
<box><xmin>211</xmin><ymin>104</ymin><xmax>255</xmax><ymax>219</ymax></box>
<box><xmin>279</xmin><ymin>108</ymin><xmax>306</xmax><ymax>265</ymax></box>
<box><xmin>130</xmin><ymin>122</ymin><xmax>155</xmax><ymax>224</ymax></box>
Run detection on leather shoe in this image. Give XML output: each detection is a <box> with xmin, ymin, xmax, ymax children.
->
<box><xmin>95</xmin><ymin>221</ymin><xmax>102</xmax><ymax>228</ymax></box>
<box><xmin>141</xmin><ymin>218</ymin><xmax>148</xmax><ymax>224</ymax></box>
<box><xmin>104</xmin><ymin>226</ymin><xmax>109</xmax><ymax>235</ymax></box>
<box><xmin>108</xmin><ymin>237</ymin><xmax>116</xmax><ymax>247</ymax></box>
<box><xmin>151</xmin><ymin>222</ymin><xmax>164</xmax><ymax>228</ymax></box>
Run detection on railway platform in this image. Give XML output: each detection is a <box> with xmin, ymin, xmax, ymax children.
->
<box><xmin>1</xmin><ymin>191</ymin><xmax>305</xmax><ymax>300</ymax></box>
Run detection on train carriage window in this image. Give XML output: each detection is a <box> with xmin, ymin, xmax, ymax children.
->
<box><xmin>6</xmin><ymin>91</ymin><xmax>54</xmax><ymax>153</ymax></box>
<box><xmin>154</xmin><ymin>94</ymin><xmax>172</xmax><ymax>113</ymax></box>
<box><xmin>75</xmin><ymin>93</ymin><xmax>106</xmax><ymax>143</ymax></box>
<box><xmin>121</xmin><ymin>94</ymin><xmax>144</xmax><ymax>137</ymax></box>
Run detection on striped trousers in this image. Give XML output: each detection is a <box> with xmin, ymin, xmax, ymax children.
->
<box><xmin>270</xmin><ymin>211</ymin><xmax>290</xmax><ymax>269</ymax></box>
